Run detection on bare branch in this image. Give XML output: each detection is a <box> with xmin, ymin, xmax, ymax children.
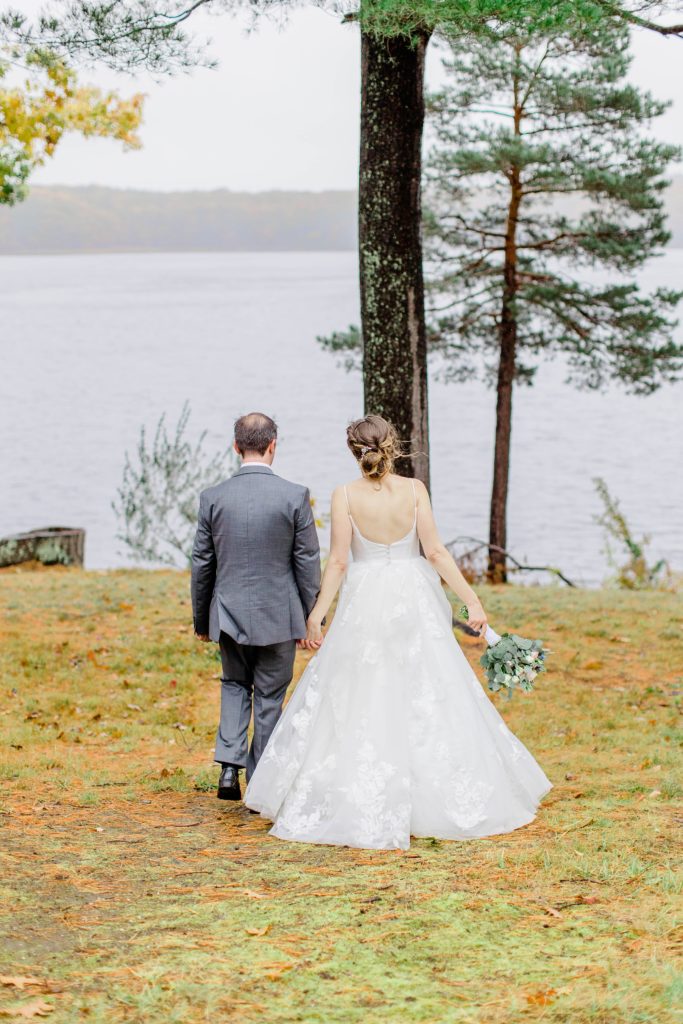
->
<box><xmin>446</xmin><ymin>536</ymin><xmax>577</xmax><ymax>587</ymax></box>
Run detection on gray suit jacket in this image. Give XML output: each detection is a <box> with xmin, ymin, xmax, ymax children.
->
<box><xmin>191</xmin><ymin>465</ymin><xmax>321</xmax><ymax>646</ymax></box>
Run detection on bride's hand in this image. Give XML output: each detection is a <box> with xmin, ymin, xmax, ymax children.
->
<box><xmin>304</xmin><ymin>615</ymin><xmax>324</xmax><ymax>651</ymax></box>
<box><xmin>467</xmin><ymin>601</ymin><xmax>487</xmax><ymax>635</ymax></box>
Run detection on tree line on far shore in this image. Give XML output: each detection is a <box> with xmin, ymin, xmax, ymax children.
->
<box><xmin>3</xmin><ymin>180</ymin><xmax>683</xmax><ymax>255</ymax></box>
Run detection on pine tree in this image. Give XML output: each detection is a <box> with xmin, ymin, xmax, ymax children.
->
<box><xmin>424</xmin><ymin>15</ymin><xmax>682</xmax><ymax>579</ymax></box>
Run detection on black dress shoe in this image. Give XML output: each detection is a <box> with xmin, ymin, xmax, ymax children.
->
<box><xmin>217</xmin><ymin>764</ymin><xmax>241</xmax><ymax>801</ymax></box>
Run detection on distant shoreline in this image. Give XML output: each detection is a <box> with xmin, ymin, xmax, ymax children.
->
<box><xmin>2</xmin><ymin>180</ymin><xmax>682</xmax><ymax>254</ymax></box>
<box><xmin>0</xmin><ymin>185</ymin><xmax>358</xmax><ymax>255</ymax></box>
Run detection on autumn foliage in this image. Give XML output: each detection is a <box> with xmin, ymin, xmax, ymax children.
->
<box><xmin>0</xmin><ymin>49</ymin><xmax>143</xmax><ymax>204</ymax></box>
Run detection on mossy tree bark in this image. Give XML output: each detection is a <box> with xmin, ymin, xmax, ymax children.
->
<box><xmin>359</xmin><ymin>28</ymin><xmax>431</xmax><ymax>488</ymax></box>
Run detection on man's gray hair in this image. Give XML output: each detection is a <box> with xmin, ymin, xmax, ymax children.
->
<box><xmin>234</xmin><ymin>412</ymin><xmax>278</xmax><ymax>456</ymax></box>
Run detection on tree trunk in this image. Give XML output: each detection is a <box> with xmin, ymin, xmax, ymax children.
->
<box><xmin>488</xmin><ymin>308</ymin><xmax>516</xmax><ymax>582</ymax></box>
<box><xmin>359</xmin><ymin>28</ymin><xmax>431</xmax><ymax>487</ymax></box>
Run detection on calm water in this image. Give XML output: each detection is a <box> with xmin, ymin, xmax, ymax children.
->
<box><xmin>1</xmin><ymin>251</ymin><xmax>682</xmax><ymax>585</ymax></box>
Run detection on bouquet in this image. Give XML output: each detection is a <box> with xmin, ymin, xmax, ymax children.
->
<box><xmin>460</xmin><ymin>606</ymin><xmax>548</xmax><ymax>698</ymax></box>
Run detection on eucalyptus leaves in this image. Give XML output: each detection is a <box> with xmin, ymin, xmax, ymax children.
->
<box><xmin>460</xmin><ymin>606</ymin><xmax>548</xmax><ymax>698</ymax></box>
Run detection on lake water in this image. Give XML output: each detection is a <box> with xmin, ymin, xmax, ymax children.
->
<box><xmin>1</xmin><ymin>251</ymin><xmax>682</xmax><ymax>586</ymax></box>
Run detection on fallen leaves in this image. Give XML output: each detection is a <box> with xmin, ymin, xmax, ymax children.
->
<box><xmin>554</xmin><ymin>894</ymin><xmax>602</xmax><ymax>910</ymax></box>
<box><xmin>0</xmin><ymin>999</ymin><xmax>53</xmax><ymax>1019</ymax></box>
<box><xmin>200</xmin><ymin>886</ymin><xmax>271</xmax><ymax>903</ymax></box>
<box><xmin>534</xmin><ymin>891</ymin><xmax>602</xmax><ymax>918</ymax></box>
<box><xmin>525</xmin><ymin>988</ymin><xmax>556</xmax><ymax>1006</ymax></box>
<box><xmin>0</xmin><ymin>981</ymin><xmax>43</xmax><ymax>993</ymax></box>
<box><xmin>0</xmin><ymin>980</ymin><xmax>60</xmax><ymax>1000</ymax></box>
<box><xmin>259</xmin><ymin>961</ymin><xmax>295</xmax><ymax>982</ymax></box>
<box><xmin>549</xmin><ymin>818</ymin><xmax>595</xmax><ymax>835</ymax></box>
<box><xmin>245</xmin><ymin>926</ymin><xmax>270</xmax><ymax>937</ymax></box>
<box><xmin>539</xmin><ymin>903</ymin><xmax>562</xmax><ymax>919</ymax></box>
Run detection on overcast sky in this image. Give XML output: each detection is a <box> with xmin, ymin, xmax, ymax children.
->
<box><xmin>24</xmin><ymin>4</ymin><xmax>683</xmax><ymax>193</ymax></box>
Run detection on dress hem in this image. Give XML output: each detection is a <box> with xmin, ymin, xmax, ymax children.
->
<box><xmin>244</xmin><ymin>780</ymin><xmax>553</xmax><ymax>851</ymax></box>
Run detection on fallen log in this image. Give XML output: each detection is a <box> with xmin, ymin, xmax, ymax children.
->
<box><xmin>0</xmin><ymin>527</ymin><xmax>85</xmax><ymax>568</ymax></box>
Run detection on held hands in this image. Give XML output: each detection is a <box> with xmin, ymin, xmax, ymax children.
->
<box><xmin>298</xmin><ymin>614</ymin><xmax>324</xmax><ymax>652</ymax></box>
<box><xmin>194</xmin><ymin>632</ymin><xmax>211</xmax><ymax>642</ymax></box>
<box><xmin>467</xmin><ymin>601</ymin><xmax>488</xmax><ymax>635</ymax></box>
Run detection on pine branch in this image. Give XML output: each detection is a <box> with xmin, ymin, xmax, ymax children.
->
<box><xmin>595</xmin><ymin>0</ymin><xmax>683</xmax><ymax>37</ymax></box>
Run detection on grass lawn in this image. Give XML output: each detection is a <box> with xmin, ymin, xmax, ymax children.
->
<box><xmin>0</xmin><ymin>568</ymin><xmax>681</xmax><ymax>1023</ymax></box>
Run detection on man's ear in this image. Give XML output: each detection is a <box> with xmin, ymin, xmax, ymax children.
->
<box><xmin>233</xmin><ymin>441</ymin><xmax>242</xmax><ymax>457</ymax></box>
<box><xmin>268</xmin><ymin>439</ymin><xmax>277</xmax><ymax>456</ymax></box>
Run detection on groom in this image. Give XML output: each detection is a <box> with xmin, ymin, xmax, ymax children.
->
<box><xmin>191</xmin><ymin>412</ymin><xmax>321</xmax><ymax>801</ymax></box>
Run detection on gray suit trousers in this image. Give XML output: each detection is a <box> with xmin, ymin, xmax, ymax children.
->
<box><xmin>215</xmin><ymin>631</ymin><xmax>296</xmax><ymax>782</ymax></box>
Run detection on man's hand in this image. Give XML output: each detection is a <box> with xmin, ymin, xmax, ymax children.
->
<box><xmin>195</xmin><ymin>632</ymin><xmax>211</xmax><ymax>642</ymax></box>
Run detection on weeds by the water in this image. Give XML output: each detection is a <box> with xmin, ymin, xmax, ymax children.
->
<box><xmin>593</xmin><ymin>477</ymin><xmax>673</xmax><ymax>590</ymax></box>
<box><xmin>0</xmin><ymin>569</ymin><xmax>681</xmax><ymax>1023</ymax></box>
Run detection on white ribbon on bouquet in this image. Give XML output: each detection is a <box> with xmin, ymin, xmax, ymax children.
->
<box><xmin>482</xmin><ymin>625</ymin><xmax>502</xmax><ymax>647</ymax></box>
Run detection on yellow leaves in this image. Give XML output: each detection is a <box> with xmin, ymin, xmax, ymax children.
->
<box><xmin>0</xmin><ymin>47</ymin><xmax>144</xmax><ymax>199</ymax></box>
<box><xmin>64</xmin><ymin>85</ymin><xmax>144</xmax><ymax>150</ymax></box>
<box><xmin>245</xmin><ymin>925</ymin><xmax>270</xmax><ymax>936</ymax></box>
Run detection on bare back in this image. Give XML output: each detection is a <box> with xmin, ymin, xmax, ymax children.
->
<box><xmin>343</xmin><ymin>474</ymin><xmax>417</xmax><ymax>545</ymax></box>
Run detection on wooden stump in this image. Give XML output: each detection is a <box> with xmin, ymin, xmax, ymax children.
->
<box><xmin>0</xmin><ymin>527</ymin><xmax>85</xmax><ymax>568</ymax></box>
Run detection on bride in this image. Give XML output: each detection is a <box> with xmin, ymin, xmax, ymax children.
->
<box><xmin>244</xmin><ymin>414</ymin><xmax>552</xmax><ymax>849</ymax></box>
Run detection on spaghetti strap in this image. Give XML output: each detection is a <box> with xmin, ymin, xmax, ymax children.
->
<box><xmin>343</xmin><ymin>485</ymin><xmax>351</xmax><ymax>516</ymax></box>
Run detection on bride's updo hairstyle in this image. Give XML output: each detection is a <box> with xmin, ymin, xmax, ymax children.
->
<box><xmin>346</xmin><ymin>414</ymin><xmax>402</xmax><ymax>482</ymax></box>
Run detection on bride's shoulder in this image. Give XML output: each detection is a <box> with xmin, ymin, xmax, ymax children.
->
<box><xmin>330</xmin><ymin>483</ymin><xmax>352</xmax><ymax>503</ymax></box>
<box><xmin>390</xmin><ymin>473</ymin><xmax>427</xmax><ymax>494</ymax></box>
<box><xmin>332</xmin><ymin>479</ymin><xmax>359</xmax><ymax>494</ymax></box>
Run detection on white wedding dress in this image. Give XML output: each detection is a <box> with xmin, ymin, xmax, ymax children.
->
<box><xmin>244</xmin><ymin>490</ymin><xmax>552</xmax><ymax>850</ymax></box>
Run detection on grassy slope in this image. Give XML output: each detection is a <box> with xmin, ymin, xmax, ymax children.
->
<box><xmin>0</xmin><ymin>569</ymin><xmax>680</xmax><ymax>1023</ymax></box>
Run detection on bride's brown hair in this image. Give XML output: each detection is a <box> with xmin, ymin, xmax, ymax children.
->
<box><xmin>346</xmin><ymin>414</ymin><xmax>402</xmax><ymax>482</ymax></box>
